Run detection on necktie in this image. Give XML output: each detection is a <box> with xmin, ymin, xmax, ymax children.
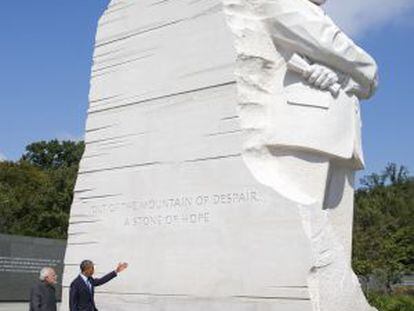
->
<box><xmin>86</xmin><ymin>279</ymin><xmax>92</xmax><ymax>292</ymax></box>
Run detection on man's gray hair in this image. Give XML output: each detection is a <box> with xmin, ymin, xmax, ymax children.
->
<box><xmin>39</xmin><ymin>267</ymin><xmax>53</xmax><ymax>281</ymax></box>
<box><xmin>80</xmin><ymin>260</ymin><xmax>94</xmax><ymax>272</ymax></box>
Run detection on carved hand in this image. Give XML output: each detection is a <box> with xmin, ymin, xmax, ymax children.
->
<box><xmin>304</xmin><ymin>64</ymin><xmax>339</xmax><ymax>91</ymax></box>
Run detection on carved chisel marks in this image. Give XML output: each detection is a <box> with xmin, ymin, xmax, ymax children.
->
<box><xmin>105</xmin><ymin>1</ymin><xmax>136</xmax><ymax>15</ymax></box>
<box><xmin>95</xmin><ymin>19</ymin><xmax>185</xmax><ymax>48</ymax></box>
<box><xmin>188</xmin><ymin>0</ymin><xmax>211</xmax><ymax>5</ymax></box>
<box><xmin>69</xmin><ymin>220</ymin><xmax>100</xmax><ymax>225</ymax></box>
<box><xmin>92</xmin><ymin>54</ymin><xmax>154</xmax><ymax>74</ymax></box>
<box><xmin>89</xmin><ymin>81</ymin><xmax>236</xmax><ymax>114</ymax></box>
<box><xmin>90</xmin><ymin>70</ymin><xmax>117</xmax><ymax>79</ymax></box>
<box><xmin>99</xmin><ymin>0</ymin><xmax>224</xmax><ymax>47</ymax></box>
<box><xmin>99</xmin><ymin>17</ymin><xmax>124</xmax><ymax>27</ymax></box>
<box><xmin>220</xmin><ymin>115</ymin><xmax>239</xmax><ymax>121</ymax></box>
<box><xmin>85</xmin><ymin>133</ymin><xmax>146</xmax><ymax>145</ymax></box>
<box><xmin>184</xmin><ymin>153</ymin><xmax>241</xmax><ymax>163</ymax></box>
<box><xmin>73</xmin><ymin>188</ymin><xmax>94</xmax><ymax>194</ymax></box>
<box><xmin>78</xmin><ymin>162</ymin><xmax>161</xmax><ymax>175</ymax></box>
<box><xmin>69</xmin><ymin>214</ymin><xmax>91</xmax><ymax>218</ymax></box>
<box><xmin>94</xmin><ymin>48</ymin><xmax>124</xmax><ymax>60</ymax></box>
<box><xmin>179</xmin><ymin>63</ymin><xmax>234</xmax><ymax>78</ymax></box>
<box><xmin>268</xmin><ymin>285</ymin><xmax>308</xmax><ymax>289</ymax></box>
<box><xmin>95</xmin><ymin>291</ymin><xmax>189</xmax><ymax>297</ymax></box>
<box><xmin>79</xmin><ymin>193</ymin><xmax>121</xmax><ymax>201</ymax></box>
<box><xmin>85</xmin><ymin>124</ymin><xmax>116</xmax><ymax>133</ymax></box>
<box><xmin>90</xmin><ymin>95</ymin><xmax>121</xmax><ymax>104</ymax></box>
<box><xmin>189</xmin><ymin>3</ymin><xmax>223</xmax><ymax>20</ymax></box>
<box><xmin>150</xmin><ymin>0</ymin><xmax>170</xmax><ymax>6</ymax></box>
<box><xmin>67</xmin><ymin>232</ymin><xmax>88</xmax><ymax>237</ymax></box>
<box><xmin>96</xmin><ymin>140</ymin><xmax>127</xmax><ymax>147</ymax></box>
<box><xmin>205</xmin><ymin>129</ymin><xmax>242</xmax><ymax>137</ymax></box>
<box><xmin>93</xmin><ymin>47</ymin><xmax>158</xmax><ymax>66</ymax></box>
<box><xmin>106</xmin><ymin>0</ymin><xmax>126</xmax><ymax>10</ymax></box>
<box><xmin>81</xmin><ymin>153</ymin><xmax>109</xmax><ymax>159</ymax></box>
<box><xmin>67</xmin><ymin>241</ymin><xmax>99</xmax><ymax>246</ymax></box>
<box><xmin>99</xmin><ymin>143</ymin><xmax>129</xmax><ymax>151</ymax></box>
<box><xmin>231</xmin><ymin>295</ymin><xmax>310</xmax><ymax>301</ymax></box>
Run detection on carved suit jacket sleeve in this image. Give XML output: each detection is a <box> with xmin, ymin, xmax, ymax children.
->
<box><xmin>256</xmin><ymin>0</ymin><xmax>378</xmax><ymax>92</ymax></box>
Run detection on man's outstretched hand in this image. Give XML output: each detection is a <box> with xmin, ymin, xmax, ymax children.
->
<box><xmin>115</xmin><ymin>262</ymin><xmax>128</xmax><ymax>273</ymax></box>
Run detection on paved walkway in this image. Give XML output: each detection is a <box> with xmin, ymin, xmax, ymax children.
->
<box><xmin>0</xmin><ymin>303</ymin><xmax>27</xmax><ymax>311</ymax></box>
<box><xmin>0</xmin><ymin>303</ymin><xmax>61</xmax><ymax>310</ymax></box>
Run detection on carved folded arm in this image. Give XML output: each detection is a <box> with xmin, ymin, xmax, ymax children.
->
<box><xmin>255</xmin><ymin>0</ymin><xmax>378</xmax><ymax>96</ymax></box>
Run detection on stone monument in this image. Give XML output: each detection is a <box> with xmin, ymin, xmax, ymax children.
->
<box><xmin>62</xmin><ymin>0</ymin><xmax>378</xmax><ymax>310</ymax></box>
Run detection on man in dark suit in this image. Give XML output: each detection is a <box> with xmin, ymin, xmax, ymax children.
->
<box><xmin>69</xmin><ymin>260</ymin><xmax>128</xmax><ymax>311</ymax></box>
<box><xmin>29</xmin><ymin>267</ymin><xmax>58</xmax><ymax>311</ymax></box>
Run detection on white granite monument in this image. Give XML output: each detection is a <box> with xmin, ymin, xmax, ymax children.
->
<box><xmin>62</xmin><ymin>0</ymin><xmax>378</xmax><ymax>310</ymax></box>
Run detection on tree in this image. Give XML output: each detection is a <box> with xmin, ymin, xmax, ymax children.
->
<box><xmin>0</xmin><ymin>140</ymin><xmax>84</xmax><ymax>239</ymax></box>
<box><xmin>353</xmin><ymin>163</ymin><xmax>414</xmax><ymax>293</ymax></box>
<box><xmin>21</xmin><ymin>139</ymin><xmax>84</xmax><ymax>170</ymax></box>
<box><xmin>0</xmin><ymin>161</ymin><xmax>51</xmax><ymax>236</ymax></box>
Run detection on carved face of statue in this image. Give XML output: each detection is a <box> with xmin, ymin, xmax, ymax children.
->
<box><xmin>309</xmin><ymin>0</ymin><xmax>326</xmax><ymax>5</ymax></box>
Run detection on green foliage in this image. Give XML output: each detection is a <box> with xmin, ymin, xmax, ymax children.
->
<box><xmin>0</xmin><ymin>140</ymin><xmax>84</xmax><ymax>239</ymax></box>
<box><xmin>21</xmin><ymin>139</ymin><xmax>84</xmax><ymax>170</ymax></box>
<box><xmin>353</xmin><ymin>163</ymin><xmax>414</xmax><ymax>292</ymax></box>
<box><xmin>367</xmin><ymin>293</ymin><xmax>414</xmax><ymax>311</ymax></box>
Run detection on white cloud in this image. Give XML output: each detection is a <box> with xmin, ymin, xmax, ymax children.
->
<box><xmin>0</xmin><ymin>153</ymin><xmax>7</xmax><ymax>162</ymax></box>
<box><xmin>325</xmin><ymin>0</ymin><xmax>414</xmax><ymax>37</ymax></box>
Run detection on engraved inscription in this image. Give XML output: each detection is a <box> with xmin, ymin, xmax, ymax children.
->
<box><xmin>0</xmin><ymin>256</ymin><xmax>61</xmax><ymax>274</ymax></box>
<box><xmin>81</xmin><ymin>190</ymin><xmax>260</xmax><ymax>228</ymax></box>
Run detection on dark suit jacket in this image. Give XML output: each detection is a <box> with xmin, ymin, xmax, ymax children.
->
<box><xmin>29</xmin><ymin>280</ymin><xmax>57</xmax><ymax>311</ymax></box>
<box><xmin>69</xmin><ymin>271</ymin><xmax>117</xmax><ymax>311</ymax></box>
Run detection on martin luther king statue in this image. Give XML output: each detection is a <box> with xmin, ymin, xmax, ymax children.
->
<box><xmin>223</xmin><ymin>0</ymin><xmax>378</xmax><ymax>310</ymax></box>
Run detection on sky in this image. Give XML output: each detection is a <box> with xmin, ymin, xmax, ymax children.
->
<box><xmin>0</xmin><ymin>0</ymin><xmax>413</xmax><ymax>180</ymax></box>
